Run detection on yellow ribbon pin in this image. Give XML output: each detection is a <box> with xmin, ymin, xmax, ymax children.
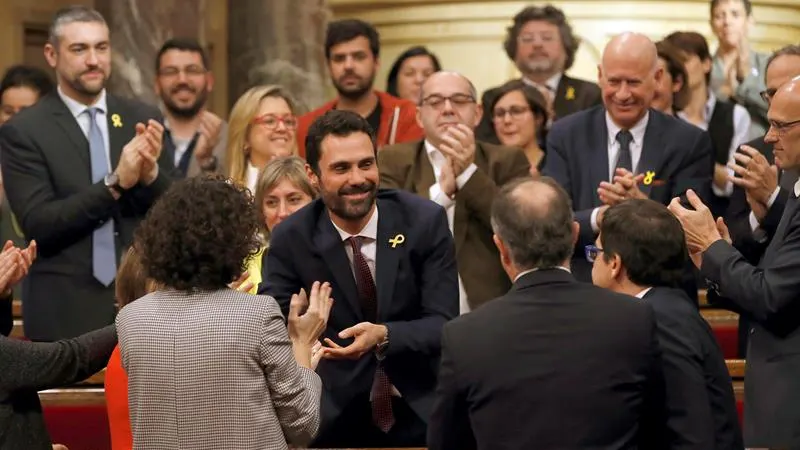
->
<box><xmin>389</xmin><ymin>234</ymin><xmax>405</xmax><ymax>248</ymax></box>
<box><xmin>643</xmin><ymin>170</ymin><xmax>656</xmax><ymax>186</ymax></box>
<box><xmin>111</xmin><ymin>114</ymin><xmax>123</xmax><ymax>128</ymax></box>
<box><xmin>565</xmin><ymin>86</ymin><xmax>576</xmax><ymax>101</ymax></box>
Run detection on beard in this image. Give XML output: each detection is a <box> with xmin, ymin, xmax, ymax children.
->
<box><xmin>162</xmin><ymin>85</ymin><xmax>208</xmax><ymax>119</ymax></box>
<box><xmin>519</xmin><ymin>56</ymin><xmax>558</xmax><ymax>76</ymax></box>
<box><xmin>66</xmin><ymin>69</ymin><xmax>107</xmax><ymax>97</ymax></box>
<box><xmin>321</xmin><ymin>180</ymin><xmax>377</xmax><ymax>221</ymax></box>
<box><xmin>333</xmin><ymin>72</ymin><xmax>375</xmax><ymax>101</ymax></box>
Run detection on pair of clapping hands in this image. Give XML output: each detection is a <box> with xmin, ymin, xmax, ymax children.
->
<box><xmin>0</xmin><ymin>240</ymin><xmax>36</xmax><ymax>296</ymax></box>
<box><xmin>114</xmin><ymin>120</ymin><xmax>164</xmax><ymax>191</ymax></box>
<box><xmin>596</xmin><ymin>168</ymin><xmax>648</xmax><ymax>224</ymax></box>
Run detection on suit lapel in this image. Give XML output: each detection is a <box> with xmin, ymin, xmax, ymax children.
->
<box><xmin>553</xmin><ymin>76</ymin><xmax>569</xmax><ymax>118</ymax></box>
<box><xmin>590</xmin><ymin>108</ymin><xmax>610</xmax><ymax>187</ymax></box>
<box><xmin>105</xmin><ymin>95</ymin><xmax>131</xmax><ymax>170</ymax></box>
<box><xmin>46</xmin><ymin>94</ymin><xmax>91</xmax><ymax>170</ymax></box>
<box><xmin>375</xmin><ymin>198</ymin><xmax>401</xmax><ymax>320</ymax></box>
<box><xmin>313</xmin><ymin>211</ymin><xmax>363</xmax><ymax>321</ymax></box>
<box><xmin>637</xmin><ymin>111</ymin><xmax>665</xmax><ymax>198</ymax></box>
<box><xmin>412</xmin><ymin>142</ymin><xmax>436</xmax><ymax>196</ymax></box>
<box><xmin>453</xmin><ymin>144</ymin><xmax>487</xmax><ymax>253</ymax></box>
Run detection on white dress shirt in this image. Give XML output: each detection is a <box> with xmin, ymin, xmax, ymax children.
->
<box><xmin>513</xmin><ymin>266</ymin><xmax>571</xmax><ymax>283</ymax></box>
<box><xmin>424</xmin><ymin>140</ymin><xmax>476</xmax><ymax>314</ymax></box>
<box><xmin>678</xmin><ymin>92</ymin><xmax>752</xmax><ymax>196</ymax></box>
<box><xmin>634</xmin><ymin>287</ymin><xmax>653</xmax><ymax>299</ymax></box>
<box><xmin>522</xmin><ymin>73</ymin><xmax>562</xmax><ymax>94</ymax></box>
<box><xmin>590</xmin><ymin>112</ymin><xmax>650</xmax><ymax>232</ymax></box>
<box><xmin>58</xmin><ymin>86</ymin><xmax>111</xmax><ymax>171</ymax></box>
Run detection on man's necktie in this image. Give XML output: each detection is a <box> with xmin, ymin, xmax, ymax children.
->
<box><xmin>347</xmin><ymin>236</ymin><xmax>394</xmax><ymax>433</ymax></box>
<box><xmin>615</xmin><ymin>129</ymin><xmax>634</xmax><ymax>172</ymax></box>
<box><xmin>87</xmin><ymin>107</ymin><xmax>117</xmax><ymax>286</ymax></box>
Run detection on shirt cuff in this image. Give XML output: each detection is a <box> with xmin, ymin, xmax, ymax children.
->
<box><xmin>767</xmin><ymin>186</ymin><xmax>780</xmax><ymax>208</ymax></box>
<box><xmin>712</xmin><ymin>167</ymin><xmax>735</xmax><ymax>197</ymax></box>
<box><xmin>590</xmin><ymin>207</ymin><xmax>600</xmax><ymax>233</ymax></box>
<box><xmin>455</xmin><ymin>163</ymin><xmax>478</xmax><ymax>190</ymax></box>
<box><xmin>429</xmin><ymin>182</ymin><xmax>455</xmax><ymax>209</ymax></box>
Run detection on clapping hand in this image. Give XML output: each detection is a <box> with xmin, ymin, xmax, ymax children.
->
<box><xmin>0</xmin><ymin>240</ymin><xmax>36</xmax><ymax>296</ymax></box>
<box><xmin>288</xmin><ymin>282</ymin><xmax>334</xmax><ymax>368</ymax></box>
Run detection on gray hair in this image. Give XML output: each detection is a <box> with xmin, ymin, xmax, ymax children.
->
<box><xmin>49</xmin><ymin>6</ymin><xmax>107</xmax><ymax>47</ymax></box>
<box><xmin>491</xmin><ymin>176</ymin><xmax>575</xmax><ymax>271</ymax></box>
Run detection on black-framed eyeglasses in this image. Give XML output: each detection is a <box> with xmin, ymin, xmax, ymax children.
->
<box><xmin>760</xmin><ymin>88</ymin><xmax>777</xmax><ymax>105</ymax></box>
<box><xmin>420</xmin><ymin>94</ymin><xmax>476</xmax><ymax>110</ymax></box>
<box><xmin>585</xmin><ymin>245</ymin><xmax>604</xmax><ymax>263</ymax></box>
<box><xmin>768</xmin><ymin>119</ymin><xmax>800</xmax><ymax>138</ymax></box>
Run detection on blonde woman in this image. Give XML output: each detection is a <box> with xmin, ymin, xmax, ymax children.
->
<box><xmin>236</xmin><ymin>156</ymin><xmax>317</xmax><ymax>294</ymax></box>
<box><xmin>226</xmin><ymin>85</ymin><xmax>299</xmax><ymax>192</ymax></box>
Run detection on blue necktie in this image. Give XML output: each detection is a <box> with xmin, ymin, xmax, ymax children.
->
<box><xmin>86</xmin><ymin>107</ymin><xmax>117</xmax><ymax>286</ymax></box>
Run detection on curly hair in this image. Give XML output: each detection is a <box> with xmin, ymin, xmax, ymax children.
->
<box><xmin>503</xmin><ymin>5</ymin><xmax>580</xmax><ymax>71</ymax></box>
<box><xmin>135</xmin><ymin>175</ymin><xmax>262</xmax><ymax>291</ymax></box>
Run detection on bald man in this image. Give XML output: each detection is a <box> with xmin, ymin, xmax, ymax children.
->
<box><xmin>670</xmin><ymin>76</ymin><xmax>800</xmax><ymax>448</ymax></box>
<box><xmin>379</xmin><ymin>71</ymin><xmax>530</xmax><ymax>311</ymax></box>
<box><xmin>542</xmin><ymin>32</ymin><xmax>713</xmax><ymax>286</ymax></box>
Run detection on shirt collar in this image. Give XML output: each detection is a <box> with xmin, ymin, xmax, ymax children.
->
<box><xmin>605</xmin><ymin>110</ymin><xmax>649</xmax><ymax>147</ymax></box>
<box><xmin>57</xmin><ymin>86</ymin><xmax>107</xmax><ymax>118</ymax></box>
<box><xmin>330</xmin><ymin>204</ymin><xmax>379</xmax><ymax>242</ymax></box>
<box><xmin>634</xmin><ymin>287</ymin><xmax>653</xmax><ymax>299</ymax></box>
<box><xmin>704</xmin><ymin>91</ymin><xmax>717</xmax><ymax>121</ymax></box>
<box><xmin>522</xmin><ymin>73</ymin><xmax>562</xmax><ymax>93</ymax></box>
<box><xmin>513</xmin><ymin>266</ymin><xmax>571</xmax><ymax>283</ymax></box>
<box><xmin>795</xmin><ymin>179</ymin><xmax>800</xmax><ymax>198</ymax></box>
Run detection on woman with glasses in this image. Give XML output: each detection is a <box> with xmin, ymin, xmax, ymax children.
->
<box><xmin>488</xmin><ymin>80</ymin><xmax>550</xmax><ymax>174</ymax></box>
<box><xmin>226</xmin><ymin>85</ymin><xmax>299</xmax><ymax>192</ymax></box>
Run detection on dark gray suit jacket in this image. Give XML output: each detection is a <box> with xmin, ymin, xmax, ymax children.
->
<box><xmin>702</xmin><ymin>190</ymin><xmax>800</xmax><ymax>447</ymax></box>
<box><xmin>0</xmin><ymin>92</ymin><xmax>174</xmax><ymax>340</ymax></box>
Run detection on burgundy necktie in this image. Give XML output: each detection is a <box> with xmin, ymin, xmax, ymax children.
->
<box><xmin>347</xmin><ymin>236</ymin><xmax>395</xmax><ymax>432</ymax></box>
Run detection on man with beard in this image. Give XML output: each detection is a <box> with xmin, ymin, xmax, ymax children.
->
<box><xmin>476</xmin><ymin>5</ymin><xmax>601</xmax><ymax>144</ymax></box>
<box><xmin>0</xmin><ymin>6</ymin><xmax>173</xmax><ymax>341</ymax></box>
<box><xmin>542</xmin><ymin>32</ymin><xmax>713</xmax><ymax>299</ymax></box>
<box><xmin>155</xmin><ymin>38</ymin><xmax>227</xmax><ymax>177</ymax></box>
<box><xmin>379</xmin><ymin>71</ymin><xmax>530</xmax><ymax>312</ymax></box>
<box><xmin>295</xmin><ymin>19</ymin><xmax>423</xmax><ymax>157</ymax></box>
<box><xmin>262</xmin><ymin>110</ymin><xmax>458</xmax><ymax>447</ymax></box>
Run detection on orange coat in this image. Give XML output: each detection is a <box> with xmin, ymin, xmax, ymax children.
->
<box><xmin>105</xmin><ymin>345</ymin><xmax>132</xmax><ymax>450</ymax></box>
<box><xmin>296</xmin><ymin>91</ymin><xmax>423</xmax><ymax>158</ymax></box>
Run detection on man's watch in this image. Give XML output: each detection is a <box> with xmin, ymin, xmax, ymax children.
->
<box><xmin>375</xmin><ymin>327</ymin><xmax>390</xmax><ymax>360</ymax></box>
<box><xmin>199</xmin><ymin>155</ymin><xmax>218</xmax><ymax>172</ymax></box>
<box><xmin>104</xmin><ymin>172</ymin><xmax>124</xmax><ymax>195</ymax></box>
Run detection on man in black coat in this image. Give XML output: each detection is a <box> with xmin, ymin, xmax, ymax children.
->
<box><xmin>427</xmin><ymin>177</ymin><xmax>667</xmax><ymax>450</ymax></box>
<box><xmin>592</xmin><ymin>199</ymin><xmax>742</xmax><ymax>449</ymax></box>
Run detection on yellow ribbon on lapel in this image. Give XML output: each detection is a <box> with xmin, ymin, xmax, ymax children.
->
<box><xmin>565</xmin><ymin>86</ymin><xmax>576</xmax><ymax>100</ymax></box>
<box><xmin>643</xmin><ymin>171</ymin><xmax>656</xmax><ymax>186</ymax></box>
<box><xmin>389</xmin><ymin>234</ymin><xmax>405</xmax><ymax>248</ymax></box>
<box><xmin>111</xmin><ymin>114</ymin><xmax>123</xmax><ymax>128</ymax></box>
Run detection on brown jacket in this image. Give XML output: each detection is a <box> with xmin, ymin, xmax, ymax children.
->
<box><xmin>378</xmin><ymin>140</ymin><xmax>530</xmax><ymax>310</ymax></box>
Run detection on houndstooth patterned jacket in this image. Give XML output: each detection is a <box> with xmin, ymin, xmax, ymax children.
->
<box><xmin>117</xmin><ymin>288</ymin><xmax>321</xmax><ymax>450</ymax></box>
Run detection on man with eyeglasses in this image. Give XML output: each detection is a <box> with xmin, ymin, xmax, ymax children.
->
<box><xmin>589</xmin><ymin>199</ymin><xmax>742</xmax><ymax>450</ymax></box>
<box><xmin>379</xmin><ymin>71</ymin><xmax>530</xmax><ymax>313</ymax></box>
<box><xmin>154</xmin><ymin>38</ymin><xmax>227</xmax><ymax>177</ymax></box>
<box><xmin>669</xmin><ymin>76</ymin><xmax>800</xmax><ymax>449</ymax></box>
<box><xmin>476</xmin><ymin>5</ymin><xmax>601</xmax><ymax>144</ymax></box>
<box><xmin>717</xmin><ymin>44</ymin><xmax>800</xmax><ymax>357</ymax></box>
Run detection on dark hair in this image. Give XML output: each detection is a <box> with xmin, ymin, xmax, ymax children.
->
<box><xmin>0</xmin><ymin>65</ymin><xmax>54</xmax><ymax>100</ymax></box>
<box><xmin>155</xmin><ymin>38</ymin><xmax>209</xmax><ymax>72</ymax></box>
<box><xmin>766</xmin><ymin>44</ymin><xmax>800</xmax><ymax>74</ymax></box>
<box><xmin>710</xmin><ymin>0</ymin><xmax>752</xmax><ymax>16</ymax></box>
<box><xmin>305</xmin><ymin>110</ymin><xmax>376</xmax><ymax>175</ymax></box>
<box><xmin>135</xmin><ymin>175</ymin><xmax>261</xmax><ymax>291</ymax></box>
<box><xmin>325</xmin><ymin>19</ymin><xmax>380</xmax><ymax>60</ymax></box>
<box><xmin>49</xmin><ymin>5</ymin><xmax>106</xmax><ymax>47</ymax></box>
<box><xmin>491</xmin><ymin>176</ymin><xmax>574</xmax><ymax>270</ymax></box>
<box><xmin>488</xmin><ymin>79</ymin><xmax>550</xmax><ymax>137</ymax></box>
<box><xmin>386</xmin><ymin>46</ymin><xmax>442</xmax><ymax>97</ymax></box>
<box><xmin>655</xmin><ymin>40</ymin><xmax>691</xmax><ymax>112</ymax></box>
<box><xmin>116</xmin><ymin>247</ymin><xmax>154</xmax><ymax>307</ymax></box>
<box><xmin>664</xmin><ymin>31</ymin><xmax>712</xmax><ymax>85</ymax></box>
<box><xmin>600</xmin><ymin>199</ymin><xmax>688</xmax><ymax>288</ymax></box>
<box><xmin>503</xmin><ymin>5</ymin><xmax>580</xmax><ymax>71</ymax></box>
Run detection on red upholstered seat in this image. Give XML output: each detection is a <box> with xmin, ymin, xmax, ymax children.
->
<box><xmin>41</xmin><ymin>388</ymin><xmax>111</xmax><ymax>450</ymax></box>
<box><xmin>712</xmin><ymin>323</ymin><xmax>739</xmax><ymax>360</ymax></box>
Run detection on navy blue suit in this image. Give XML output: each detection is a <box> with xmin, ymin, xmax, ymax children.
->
<box><xmin>543</xmin><ymin>106</ymin><xmax>714</xmax><ymax>285</ymax></box>
<box><xmin>260</xmin><ymin>189</ymin><xmax>458</xmax><ymax>447</ymax></box>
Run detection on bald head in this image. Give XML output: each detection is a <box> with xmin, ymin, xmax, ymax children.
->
<box><xmin>602</xmin><ymin>32</ymin><xmax>658</xmax><ymax>72</ymax></box>
<box><xmin>491</xmin><ymin>177</ymin><xmax>575</xmax><ymax>272</ymax></box>
<box><xmin>416</xmin><ymin>70</ymin><xmax>482</xmax><ymax>147</ymax></box>
<box><xmin>420</xmin><ymin>71</ymin><xmax>477</xmax><ymax>102</ymax></box>
<box><xmin>598</xmin><ymin>32</ymin><xmax>662</xmax><ymax>129</ymax></box>
<box><xmin>766</xmin><ymin>76</ymin><xmax>800</xmax><ymax>170</ymax></box>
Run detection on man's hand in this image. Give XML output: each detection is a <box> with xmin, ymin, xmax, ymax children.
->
<box><xmin>438</xmin><ymin>124</ymin><xmax>476</xmax><ymax>177</ymax></box>
<box><xmin>439</xmin><ymin>156</ymin><xmax>457</xmax><ymax>197</ymax></box>
<box><xmin>322</xmin><ymin>322</ymin><xmax>388</xmax><ymax>360</ymax></box>
<box><xmin>598</xmin><ymin>168</ymin><xmax>646</xmax><ymax>206</ymax></box>
<box><xmin>668</xmin><ymin>190</ymin><xmax>723</xmax><ymax>254</ymax></box>
<box><xmin>52</xmin><ymin>445</ymin><xmax>69</xmax><ymax>450</ymax></box>
<box><xmin>137</xmin><ymin>120</ymin><xmax>164</xmax><ymax>186</ymax></box>
<box><xmin>729</xmin><ymin>145</ymin><xmax>778</xmax><ymax>205</ymax></box>
<box><xmin>735</xmin><ymin>39</ymin><xmax>751</xmax><ymax>83</ymax></box>
<box><xmin>228</xmin><ymin>271</ymin><xmax>254</xmax><ymax>293</ymax></box>
<box><xmin>288</xmin><ymin>282</ymin><xmax>334</xmax><ymax>369</ymax></box>
<box><xmin>0</xmin><ymin>240</ymin><xmax>35</xmax><ymax>296</ymax></box>
<box><xmin>115</xmin><ymin>135</ymin><xmax>145</xmax><ymax>190</ymax></box>
<box><xmin>194</xmin><ymin>111</ymin><xmax>223</xmax><ymax>164</ymax></box>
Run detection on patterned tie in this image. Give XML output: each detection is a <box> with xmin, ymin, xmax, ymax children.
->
<box><xmin>86</xmin><ymin>107</ymin><xmax>117</xmax><ymax>286</ymax></box>
<box><xmin>346</xmin><ymin>236</ymin><xmax>394</xmax><ymax>433</ymax></box>
<box><xmin>615</xmin><ymin>129</ymin><xmax>634</xmax><ymax>172</ymax></box>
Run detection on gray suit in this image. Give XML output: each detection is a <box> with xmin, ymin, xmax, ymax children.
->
<box><xmin>117</xmin><ymin>289</ymin><xmax>322</xmax><ymax>450</ymax></box>
<box><xmin>703</xmin><ymin>188</ymin><xmax>800</xmax><ymax>447</ymax></box>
